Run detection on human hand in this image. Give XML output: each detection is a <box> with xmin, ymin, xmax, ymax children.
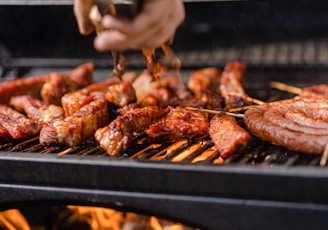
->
<box><xmin>74</xmin><ymin>0</ymin><xmax>185</xmax><ymax>51</ymax></box>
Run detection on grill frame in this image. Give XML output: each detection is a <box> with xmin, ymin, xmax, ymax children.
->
<box><xmin>1</xmin><ymin>1</ymin><xmax>328</xmax><ymax>229</ymax></box>
<box><xmin>1</xmin><ymin>151</ymin><xmax>328</xmax><ymax>230</ymax></box>
<box><xmin>0</xmin><ymin>66</ymin><xmax>327</xmax><ymax>230</ymax></box>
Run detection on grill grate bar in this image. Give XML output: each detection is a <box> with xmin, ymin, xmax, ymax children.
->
<box><xmin>0</xmin><ymin>131</ymin><xmax>323</xmax><ymax>167</ymax></box>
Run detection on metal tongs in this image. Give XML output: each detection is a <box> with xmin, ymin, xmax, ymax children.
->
<box><xmin>90</xmin><ymin>0</ymin><xmax>160</xmax><ymax>80</ymax></box>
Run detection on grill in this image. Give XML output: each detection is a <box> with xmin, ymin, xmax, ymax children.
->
<box><xmin>1</xmin><ymin>1</ymin><xmax>328</xmax><ymax>230</ymax></box>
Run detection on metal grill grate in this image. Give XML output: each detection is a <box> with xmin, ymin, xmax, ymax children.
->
<box><xmin>176</xmin><ymin>38</ymin><xmax>328</xmax><ymax>68</ymax></box>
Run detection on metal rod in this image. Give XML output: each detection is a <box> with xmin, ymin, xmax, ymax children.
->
<box><xmin>0</xmin><ymin>0</ymin><xmax>245</xmax><ymax>5</ymax></box>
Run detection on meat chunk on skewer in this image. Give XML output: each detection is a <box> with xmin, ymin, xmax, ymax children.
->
<box><xmin>146</xmin><ymin>107</ymin><xmax>209</xmax><ymax>142</ymax></box>
<box><xmin>40</xmin><ymin>92</ymin><xmax>110</xmax><ymax>147</ymax></box>
<box><xmin>9</xmin><ymin>95</ymin><xmax>64</xmax><ymax>129</ymax></box>
<box><xmin>209</xmin><ymin>114</ymin><xmax>251</xmax><ymax>157</ymax></box>
<box><xmin>220</xmin><ymin>61</ymin><xmax>249</xmax><ymax>109</ymax></box>
<box><xmin>105</xmin><ymin>82</ymin><xmax>137</xmax><ymax>107</ymax></box>
<box><xmin>0</xmin><ymin>105</ymin><xmax>39</xmax><ymax>139</ymax></box>
<box><xmin>188</xmin><ymin>67</ymin><xmax>221</xmax><ymax>98</ymax></box>
<box><xmin>95</xmin><ymin>106</ymin><xmax>168</xmax><ymax>156</ymax></box>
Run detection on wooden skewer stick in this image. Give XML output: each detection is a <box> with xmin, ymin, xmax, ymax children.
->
<box><xmin>270</xmin><ymin>81</ymin><xmax>302</xmax><ymax>95</ymax></box>
<box><xmin>228</xmin><ymin>105</ymin><xmax>260</xmax><ymax>112</ymax></box>
<box><xmin>227</xmin><ymin>92</ymin><xmax>265</xmax><ymax>105</ymax></box>
<box><xmin>320</xmin><ymin>143</ymin><xmax>328</xmax><ymax>167</ymax></box>
<box><xmin>185</xmin><ymin>107</ymin><xmax>244</xmax><ymax>118</ymax></box>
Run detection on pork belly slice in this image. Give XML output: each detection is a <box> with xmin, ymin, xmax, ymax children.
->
<box><xmin>0</xmin><ymin>105</ymin><xmax>39</xmax><ymax>139</ymax></box>
<box><xmin>146</xmin><ymin>106</ymin><xmax>209</xmax><ymax>142</ymax></box>
<box><xmin>40</xmin><ymin>92</ymin><xmax>110</xmax><ymax>147</ymax></box>
<box><xmin>9</xmin><ymin>95</ymin><xmax>64</xmax><ymax>129</ymax></box>
<box><xmin>95</xmin><ymin>106</ymin><xmax>168</xmax><ymax>156</ymax></box>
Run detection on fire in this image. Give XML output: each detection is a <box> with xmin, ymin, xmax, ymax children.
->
<box><xmin>0</xmin><ymin>207</ymin><xmax>194</xmax><ymax>229</ymax></box>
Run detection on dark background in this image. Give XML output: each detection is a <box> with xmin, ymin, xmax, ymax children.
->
<box><xmin>1</xmin><ymin>0</ymin><xmax>328</xmax><ymax>59</ymax></box>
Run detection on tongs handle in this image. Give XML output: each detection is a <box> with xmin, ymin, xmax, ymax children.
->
<box><xmin>93</xmin><ymin>0</ymin><xmax>160</xmax><ymax>80</ymax></box>
<box><xmin>94</xmin><ymin>0</ymin><xmax>143</xmax><ymax>19</ymax></box>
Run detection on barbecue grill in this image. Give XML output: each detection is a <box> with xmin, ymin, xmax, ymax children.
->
<box><xmin>1</xmin><ymin>0</ymin><xmax>328</xmax><ymax>229</ymax></box>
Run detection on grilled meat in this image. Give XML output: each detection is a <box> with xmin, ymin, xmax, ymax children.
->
<box><xmin>95</xmin><ymin>106</ymin><xmax>168</xmax><ymax>156</ymax></box>
<box><xmin>0</xmin><ymin>74</ymin><xmax>48</xmax><ymax>104</ymax></box>
<box><xmin>41</xmin><ymin>63</ymin><xmax>94</xmax><ymax>106</ymax></box>
<box><xmin>0</xmin><ymin>105</ymin><xmax>39</xmax><ymax>139</ymax></box>
<box><xmin>187</xmin><ymin>67</ymin><xmax>224</xmax><ymax>110</ymax></box>
<box><xmin>300</xmin><ymin>84</ymin><xmax>328</xmax><ymax>98</ymax></box>
<box><xmin>105</xmin><ymin>82</ymin><xmax>137</xmax><ymax>107</ymax></box>
<box><xmin>146</xmin><ymin>106</ymin><xmax>209</xmax><ymax>142</ymax></box>
<box><xmin>220</xmin><ymin>61</ymin><xmax>249</xmax><ymax>109</ymax></box>
<box><xmin>243</xmin><ymin>97</ymin><xmax>328</xmax><ymax>154</ymax></box>
<box><xmin>61</xmin><ymin>78</ymin><xmax>120</xmax><ymax>116</ymax></box>
<box><xmin>140</xmin><ymin>87</ymin><xmax>173</xmax><ymax>108</ymax></box>
<box><xmin>40</xmin><ymin>92</ymin><xmax>110</xmax><ymax>147</ymax></box>
<box><xmin>9</xmin><ymin>95</ymin><xmax>64</xmax><ymax>128</ymax></box>
<box><xmin>188</xmin><ymin>67</ymin><xmax>221</xmax><ymax>98</ymax></box>
<box><xmin>132</xmin><ymin>70</ymin><xmax>161</xmax><ymax>103</ymax></box>
<box><xmin>209</xmin><ymin>114</ymin><xmax>251</xmax><ymax>157</ymax></box>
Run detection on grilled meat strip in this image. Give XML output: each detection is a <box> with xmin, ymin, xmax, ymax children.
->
<box><xmin>146</xmin><ymin>106</ymin><xmax>209</xmax><ymax>142</ymax></box>
<box><xmin>0</xmin><ymin>105</ymin><xmax>39</xmax><ymax>139</ymax></box>
<box><xmin>40</xmin><ymin>92</ymin><xmax>110</xmax><ymax>147</ymax></box>
<box><xmin>220</xmin><ymin>61</ymin><xmax>249</xmax><ymax>109</ymax></box>
<box><xmin>0</xmin><ymin>75</ymin><xmax>48</xmax><ymax>104</ymax></box>
<box><xmin>209</xmin><ymin>114</ymin><xmax>251</xmax><ymax>157</ymax></box>
<box><xmin>95</xmin><ymin>106</ymin><xmax>168</xmax><ymax>156</ymax></box>
<box><xmin>9</xmin><ymin>95</ymin><xmax>64</xmax><ymax>128</ymax></box>
<box><xmin>187</xmin><ymin>67</ymin><xmax>223</xmax><ymax>110</ymax></box>
<box><xmin>41</xmin><ymin>63</ymin><xmax>94</xmax><ymax>106</ymax></box>
<box><xmin>188</xmin><ymin>67</ymin><xmax>221</xmax><ymax>98</ymax></box>
<box><xmin>243</xmin><ymin>97</ymin><xmax>328</xmax><ymax>154</ymax></box>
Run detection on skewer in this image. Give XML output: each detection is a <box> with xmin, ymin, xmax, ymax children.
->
<box><xmin>320</xmin><ymin>143</ymin><xmax>328</xmax><ymax>166</ymax></box>
<box><xmin>228</xmin><ymin>104</ymin><xmax>260</xmax><ymax>112</ymax></box>
<box><xmin>185</xmin><ymin>107</ymin><xmax>244</xmax><ymax>118</ymax></box>
<box><xmin>227</xmin><ymin>92</ymin><xmax>265</xmax><ymax>105</ymax></box>
<box><xmin>270</xmin><ymin>81</ymin><xmax>302</xmax><ymax>95</ymax></box>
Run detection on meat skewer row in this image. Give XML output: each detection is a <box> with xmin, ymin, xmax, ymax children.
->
<box><xmin>243</xmin><ymin>97</ymin><xmax>328</xmax><ymax>155</ymax></box>
<box><xmin>0</xmin><ymin>62</ymin><xmax>94</xmax><ymax>105</ymax></box>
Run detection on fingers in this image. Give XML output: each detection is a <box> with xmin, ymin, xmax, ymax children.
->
<box><xmin>94</xmin><ymin>0</ymin><xmax>185</xmax><ymax>51</ymax></box>
<box><xmin>73</xmin><ymin>0</ymin><xmax>95</xmax><ymax>35</ymax></box>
